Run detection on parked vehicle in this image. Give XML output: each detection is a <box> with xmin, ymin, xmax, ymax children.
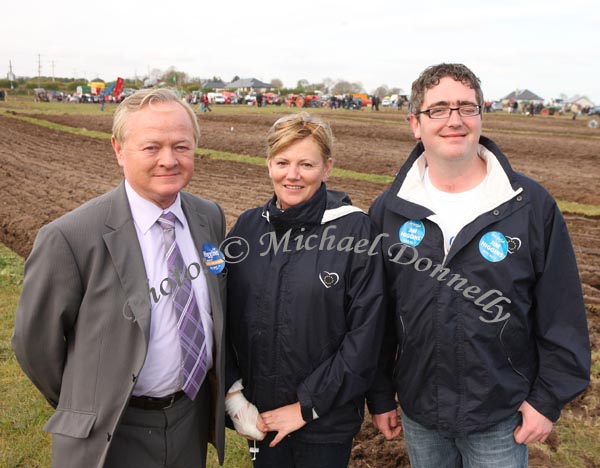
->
<box><xmin>351</xmin><ymin>93</ymin><xmax>371</xmax><ymax>106</ymax></box>
<box><xmin>244</xmin><ymin>93</ymin><xmax>257</xmax><ymax>104</ymax></box>
<box><xmin>47</xmin><ymin>91</ymin><xmax>63</xmax><ymax>102</ymax></box>
<box><xmin>80</xmin><ymin>94</ymin><xmax>95</xmax><ymax>103</ymax></box>
<box><xmin>34</xmin><ymin>88</ymin><xmax>49</xmax><ymax>102</ymax></box>
<box><xmin>389</xmin><ymin>94</ymin><xmax>409</xmax><ymax>107</ymax></box>
<box><xmin>117</xmin><ymin>88</ymin><xmax>136</xmax><ymax>103</ymax></box>
<box><xmin>221</xmin><ymin>91</ymin><xmax>238</xmax><ymax>104</ymax></box>
<box><xmin>205</xmin><ymin>92</ymin><xmax>223</xmax><ymax>104</ymax></box>
<box><xmin>212</xmin><ymin>93</ymin><xmax>226</xmax><ymax>104</ymax></box>
<box><xmin>588</xmin><ymin>106</ymin><xmax>600</xmax><ymax>116</ymax></box>
<box><xmin>286</xmin><ymin>94</ymin><xmax>321</xmax><ymax>108</ymax></box>
<box><xmin>349</xmin><ymin>98</ymin><xmax>364</xmax><ymax>110</ymax></box>
<box><xmin>264</xmin><ymin>93</ymin><xmax>282</xmax><ymax>105</ymax></box>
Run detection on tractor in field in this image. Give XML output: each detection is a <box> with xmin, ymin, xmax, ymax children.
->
<box><xmin>33</xmin><ymin>88</ymin><xmax>49</xmax><ymax>102</ymax></box>
<box><xmin>286</xmin><ymin>94</ymin><xmax>322</xmax><ymax>108</ymax></box>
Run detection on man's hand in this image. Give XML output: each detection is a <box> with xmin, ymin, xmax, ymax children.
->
<box><xmin>513</xmin><ymin>401</ymin><xmax>553</xmax><ymax>444</ymax></box>
<box><xmin>372</xmin><ymin>409</ymin><xmax>402</xmax><ymax>440</ymax></box>
<box><xmin>260</xmin><ymin>402</ymin><xmax>306</xmax><ymax>447</ymax></box>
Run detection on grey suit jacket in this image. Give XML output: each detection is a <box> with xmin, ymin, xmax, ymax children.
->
<box><xmin>12</xmin><ymin>182</ymin><xmax>226</xmax><ymax>468</ymax></box>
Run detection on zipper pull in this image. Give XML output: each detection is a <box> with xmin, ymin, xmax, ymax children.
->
<box><xmin>250</xmin><ymin>440</ymin><xmax>259</xmax><ymax>461</ymax></box>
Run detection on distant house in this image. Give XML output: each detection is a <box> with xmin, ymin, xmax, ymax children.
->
<box><xmin>225</xmin><ymin>78</ymin><xmax>273</xmax><ymax>93</ymax></box>
<box><xmin>502</xmin><ymin>89</ymin><xmax>544</xmax><ymax>103</ymax></box>
<box><xmin>565</xmin><ymin>95</ymin><xmax>595</xmax><ymax>108</ymax></box>
<box><xmin>203</xmin><ymin>80</ymin><xmax>227</xmax><ymax>91</ymax></box>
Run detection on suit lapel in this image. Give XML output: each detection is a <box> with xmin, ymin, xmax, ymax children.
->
<box><xmin>103</xmin><ymin>183</ymin><xmax>152</xmax><ymax>342</ymax></box>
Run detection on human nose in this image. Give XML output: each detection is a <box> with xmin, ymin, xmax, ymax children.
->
<box><xmin>446</xmin><ymin>108</ymin><xmax>463</xmax><ymax>125</ymax></box>
<box><xmin>286</xmin><ymin>164</ymin><xmax>301</xmax><ymax>180</ymax></box>
<box><xmin>158</xmin><ymin>148</ymin><xmax>178</xmax><ymax>167</ymax></box>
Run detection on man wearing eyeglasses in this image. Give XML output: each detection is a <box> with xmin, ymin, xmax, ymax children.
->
<box><xmin>366</xmin><ymin>63</ymin><xmax>590</xmax><ymax>468</ymax></box>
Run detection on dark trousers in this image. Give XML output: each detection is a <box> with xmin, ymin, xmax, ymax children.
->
<box><xmin>250</xmin><ymin>432</ymin><xmax>353</xmax><ymax>468</ymax></box>
<box><xmin>104</xmin><ymin>383</ymin><xmax>210</xmax><ymax>468</ymax></box>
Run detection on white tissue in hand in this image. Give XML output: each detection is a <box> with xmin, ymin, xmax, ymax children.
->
<box><xmin>225</xmin><ymin>392</ymin><xmax>265</xmax><ymax>440</ymax></box>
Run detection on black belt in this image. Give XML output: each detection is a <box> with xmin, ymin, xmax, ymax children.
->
<box><xmin>128</xmin><ymin>390</ymin><xmax>186</xmax><ymax>410</ymax></box>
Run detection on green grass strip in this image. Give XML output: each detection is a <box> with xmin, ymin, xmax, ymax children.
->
<box><xmin>196</xmin><ymin>149</ymin><xmax>265</xmax><ymax>166</ymax></box>
<box><xmin>195</xmin><ymin>149</ymin><xmax>394</xmax><ymax>184</ymax></box>
<box><xmin>558</xmin><ymin>200</ymin><xmax>600</xmax><ymax>217</ymax></box>
<box><xmin>486</xmin><ymin>127</ymin><xmax>600</xmax><ymax>140</ymax></box>
<box><xmin>2</xmin><ymin>111</ymin><xmax>599</xmax><ymax>215</ymax></box>
<box><xmin>0</xmin><ymin>110</ymin><xmax>110</xmax><ymax>140</ymax></box>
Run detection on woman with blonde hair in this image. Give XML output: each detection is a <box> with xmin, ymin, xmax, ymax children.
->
<box><xmin>223</xmin><ymin>112</ymin><xmax>386</xmax><ymax>468</ymax></box>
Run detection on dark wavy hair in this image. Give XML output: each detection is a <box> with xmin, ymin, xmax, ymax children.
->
<box><xmin>409</xmin><ymin>63</ymin><xmax>483</xmax><ymax>116</ymax></box>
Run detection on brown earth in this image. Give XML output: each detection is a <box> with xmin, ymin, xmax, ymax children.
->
<box><xmin>0</xmin><ymin>107</ymin><xmax>599</xmax><ymax>467</ymax></box>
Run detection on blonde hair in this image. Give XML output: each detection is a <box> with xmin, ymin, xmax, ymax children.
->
<box><xmin>267</xmin><ymin>112</ymin><xmax>334</xmax><ymax>162</ymax></box>
<box><xmin>112</xmin><ymin>88</ymin><xmax>200</xmax><ymax>146</ymax></box>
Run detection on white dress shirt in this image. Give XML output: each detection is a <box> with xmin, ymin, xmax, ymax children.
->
<box><xmin>125</xmin><ymin>181</ymin><xmax>214</xmax><ymax>397</ymax></box>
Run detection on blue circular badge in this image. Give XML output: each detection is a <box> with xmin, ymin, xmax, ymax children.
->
<box><xmin>201</xmin><ymin>242</ymin><xmax>225</xmax><ymax>274</ymax></box>
<box><xmin>479</xmin><ymin>232</ymin><xmax>508</xmax><ymax>262</ymax></box>
<box><xmin>399</xmin><ymin>220</ymin><xmax>425</xmax><ymax>247</ymax></box>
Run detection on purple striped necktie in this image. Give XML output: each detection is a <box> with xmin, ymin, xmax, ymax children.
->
<box><xmin>157</xmin><ymin>211</ymin><xmax>207</xmax><ymax>400</ymax></box>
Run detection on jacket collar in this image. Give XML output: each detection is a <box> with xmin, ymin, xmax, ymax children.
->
<box><xmin>386</xmin><ymin>136</ymin><xmax>523</xmax><ymax>219</ymax></box>
<box><xmin>261</xmin><ymin>184</ymin><xmax>363</xmax><ymax>229</ymax></box>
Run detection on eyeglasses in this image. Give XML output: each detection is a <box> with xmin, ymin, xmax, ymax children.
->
<box><xmin>415</xmin><ymin>104</ymin><xmax>482</xmax><ymax>119</ymax></box>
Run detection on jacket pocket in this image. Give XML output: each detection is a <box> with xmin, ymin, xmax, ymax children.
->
<box><xmin>43</xmin><ymin>408</ymin><xmax>97</xmax><ymax>439</ymax></box>
<box><xmin>498</xmin><ymin>321</ymin><xmax>532</xmax><ymax>385</ymax></box>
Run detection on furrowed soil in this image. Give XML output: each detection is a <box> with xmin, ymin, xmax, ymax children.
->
<box><xmin>1</xmin><ymin>106</ymin><xmax>598</xmax><ymax>467</ymax></box>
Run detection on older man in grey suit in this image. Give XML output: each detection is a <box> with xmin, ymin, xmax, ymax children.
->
<box><xmin>12</xmin><ymin>88</ymin><xmax>226</xmax><ymax>468</ymax></box>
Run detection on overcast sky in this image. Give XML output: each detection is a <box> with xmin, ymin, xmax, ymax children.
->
<box><xmin>3</xmin><ymin>0</ymin><xmax>599</xmax><ymax>103</ymax></box>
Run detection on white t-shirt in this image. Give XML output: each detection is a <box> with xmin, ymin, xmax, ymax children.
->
<box><xmin>424</xmin><ymin>167</ymin><xmax>486</xmax><ymax>252</ymax></box>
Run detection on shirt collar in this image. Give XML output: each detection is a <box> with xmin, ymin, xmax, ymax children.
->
<box><xmin>397</xmin><ymin>145</ymin><xmax>520</xmax><ymax>212</ymax></box>
<box><xmin>124</xmin><ymin>181</ymin><xmax>186</xmax><ymax>234</ymax></box>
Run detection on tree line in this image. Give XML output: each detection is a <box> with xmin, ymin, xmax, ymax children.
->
<box><xmin>1</xmin><ymin>66</ymin><xmax>405</xmax><ymax>97</ymax></box>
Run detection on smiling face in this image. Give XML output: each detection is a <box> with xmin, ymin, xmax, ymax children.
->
<box><xmin>267</xmin><ymin>136</ymin><xmax>332</xmax><ymax>210</ymax></box>
<box><xmin>410</xmin><ymin>76</ymin><xmax>482</xmax><ymax>165</ymax></box>
<box><xmin>111</xmin><ymin>101</ymin><xmax>195</xmax><ymax>208</ymax></box>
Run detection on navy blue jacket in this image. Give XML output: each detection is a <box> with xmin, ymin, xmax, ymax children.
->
<box><xmin>226</xmin><ymin>185</ymin><xmax>386</xmax><ymax>442</ymax></box>
<box><xmin>367</xmin><ymin>136</ymin><xmax>590</xmax><ymax>436</ymax></box>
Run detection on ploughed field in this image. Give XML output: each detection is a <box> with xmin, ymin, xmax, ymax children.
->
<box><xmin>0</xmin><ymin>106</ymin><xmax>598</xmax><ymax>467</ymax></box>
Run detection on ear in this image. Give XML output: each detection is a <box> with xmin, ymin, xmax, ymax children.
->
<box><xmin>322</xmin><ymin>158</ymin><xmax>333</xmax><ymax>182</ymax></box>
<box><xmin>111</xmin><ymin>136</ymin><xmax>125</xmax><ymax>167</ymax></box>
<box><xmin>409</xmin><ymin>114</ymin><xmax>421</xmax><ymax>140</ymax></box>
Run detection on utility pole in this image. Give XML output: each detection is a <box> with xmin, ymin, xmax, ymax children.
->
<box><xmin>38</xmin><ymin>54</ymin><xmax>42</xmax><ymax>88</ymax></box>
<box><xmin>8</xmin><ymin>60</ymin><xmax>15</xmax><ymax>89</ymax></box>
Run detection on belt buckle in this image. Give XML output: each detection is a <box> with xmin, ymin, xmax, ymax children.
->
<box><xmin>163</xmin><ymin>393</ymin><xmax>177</xmax><ymax>410</ymax></box>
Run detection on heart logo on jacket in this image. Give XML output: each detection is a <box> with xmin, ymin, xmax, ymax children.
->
<box><xmin>319</xmin><ymin>271</ymin><xmax>339</xmax><ymax>288</ymax></box>
<box><xmin>506</xmin><ymin>236</ymin><xmax>522</xmax><ymax>254</ymax></box>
